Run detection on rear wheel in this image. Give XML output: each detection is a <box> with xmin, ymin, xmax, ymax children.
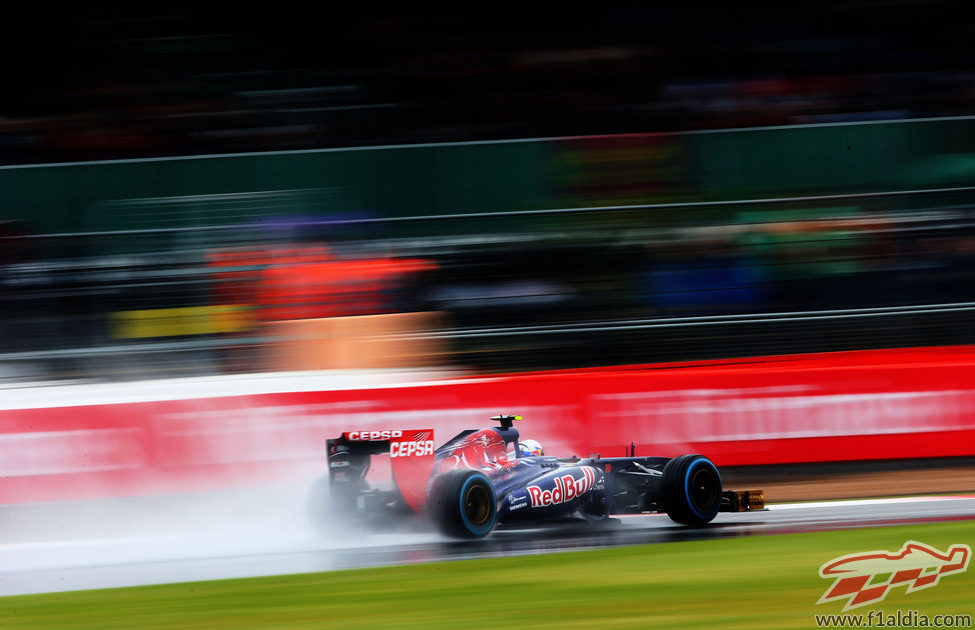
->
<box><xmin>429</xmin><ymin>469</ymin><xmax>497</xmax><ymax>538</ymax></box>
<box><xmin>661</xmin><ymin>454</ymin><xmax>722</xmax><ymax>526</ymax></box>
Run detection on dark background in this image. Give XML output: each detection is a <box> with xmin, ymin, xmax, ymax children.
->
<box><xmin>3</xmin><ymin>4</ymin><xmax>974</xmax><ymax>162</ymax></box>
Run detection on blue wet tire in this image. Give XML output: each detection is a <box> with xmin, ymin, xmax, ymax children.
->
<box><xmin>662</xmin><ymin>454</ymin><xmax>722</xmax><ymax>526</ymax></box>
<box><xmin>430</xmin><ymin>469</ymin><xmax>497</xmax><ymax>538</ymax></box>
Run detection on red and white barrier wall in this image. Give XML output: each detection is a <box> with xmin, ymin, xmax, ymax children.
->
<box><xmin>3</xmin><ymin>346</ymin><xmax>975</xmax><ymax>504</ymax></box>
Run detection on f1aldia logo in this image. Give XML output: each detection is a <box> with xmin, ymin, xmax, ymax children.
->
<box><xmin>527</xmin><ymin>467</ymin><xmax>597</xmax><ymax>508</ymax></box>
<box><xmin>817</xmin><ymin>540</ymin><xmax>970</xmax><ymax>611</ymax></box>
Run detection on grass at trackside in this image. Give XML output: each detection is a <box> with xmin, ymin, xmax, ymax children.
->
<box><xmin>1</xmin><ymin>522</ymin><xmax>973</xmax><ymax>630</ymax></box>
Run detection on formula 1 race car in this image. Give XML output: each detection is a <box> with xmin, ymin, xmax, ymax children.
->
<box><xmin>316</xmin><ymin>415</ymin><xmax>764</xmax><ymax>538</ymax></box>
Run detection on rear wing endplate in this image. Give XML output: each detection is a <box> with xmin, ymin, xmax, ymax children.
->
<box><xmin>328</xmin><ymin>429</ymin><xmax>435</xmax><ymax>511</ymax></box>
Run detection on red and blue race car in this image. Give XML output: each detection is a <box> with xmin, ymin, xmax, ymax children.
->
<box><xmin>317</xmin><ymin>415</ymin><xmax>763</xmax><ymax>538</ymax></box>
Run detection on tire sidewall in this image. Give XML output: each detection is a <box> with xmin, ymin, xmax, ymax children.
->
<box><xmin>663</xmin><ymin>454</ymin><xmax>722</xmax><ymax>526</ymax></box>
<box><xmin>681</xmin><ymin>457</ymin><xmax>721</xmax><ymax>521</ymax></box>
<box><xmin>457</xmin><ymin>472</ymin><xmax>496</xmax><ymax>537</ymax></box>
<box><xmin>431</xmin><ymin>469</ymin><xmax>498</xmax><ymax>538</ymax></box>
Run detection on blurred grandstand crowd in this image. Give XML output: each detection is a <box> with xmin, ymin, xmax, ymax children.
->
<box><xmin>2</xmin><ymin>3</ymin><xmax>975</xmax><ymax>382</ymax></box>
<box><xmin>3</xmin><ymin>194</ymin><xmax>975</xmax><ymax>381</ymax></box>
<box><xmin>2</xmin><ymin>4</ymin><xmax>974</xmax><ymax>163</ymax></box>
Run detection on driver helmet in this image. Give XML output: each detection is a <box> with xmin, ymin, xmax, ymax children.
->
<box><xmin>518</xmin><ymin>439</ymin><xmax>544</xmax><ymax>457</ymax></box>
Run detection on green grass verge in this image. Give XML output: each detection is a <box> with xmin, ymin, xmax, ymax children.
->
<box><xmin>2</xmin><ymin>521</ymin><xmax>973</xmax><ymax>629</ymax></box>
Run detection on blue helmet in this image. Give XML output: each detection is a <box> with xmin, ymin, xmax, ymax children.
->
<box><xmin>518</xmin><ymin>439</ymin><xmax>544</xmax><ymax>457</ymax></box>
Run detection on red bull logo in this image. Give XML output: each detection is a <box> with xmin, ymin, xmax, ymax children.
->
<box><xmin>818</xmin><ymin>540</ymin><xmax>971</xmax><ymax>611</ymax></box>
<box><xmin>437</xmin><ymin>429</ymin><xmax>507</xmax><ymax>472</ymax></box>
<box><xmin>527</xmin><ymin>467</ymin><xmax>597</xmax><ymax>508</ymax></box>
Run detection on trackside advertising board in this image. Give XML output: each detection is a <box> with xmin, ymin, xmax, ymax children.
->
<box><xmin>2</xmin><ymin>346</ymin><xmax>975</xmax><ymax>503</ymax></box>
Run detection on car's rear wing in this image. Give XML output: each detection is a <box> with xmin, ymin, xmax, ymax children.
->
<box><xmin>327</xmin><ymin>429</ymin><xmax>435</xmax><ymax>511</ymax></box>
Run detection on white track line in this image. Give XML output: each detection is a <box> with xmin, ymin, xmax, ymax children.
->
<box><xmin>771</xmin><ymin>494</ymin><xmax>975</xmax><ymax>510</ymax></box>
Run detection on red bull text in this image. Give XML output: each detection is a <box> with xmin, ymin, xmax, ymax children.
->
<box><xmin>527</xmin><ymin>467</ymin><xmax>597</xmax><ymax>508</ymax></box>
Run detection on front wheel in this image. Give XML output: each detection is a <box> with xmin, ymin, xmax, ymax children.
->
<box><xmin>428</xmin><ymin>469</ymin><xmax>497</xmax><ymax>538</ymax></box>
<box><xmin>661</xmin><ymin>454</ymin><xmax>722</xmax><ymax>526</ymax></box>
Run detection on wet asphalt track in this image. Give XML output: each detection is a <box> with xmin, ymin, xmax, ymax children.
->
<box><xmin>2</xmin><ymin>494</ymin><xmax>973</xmax><ymax>597</ymax></box>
